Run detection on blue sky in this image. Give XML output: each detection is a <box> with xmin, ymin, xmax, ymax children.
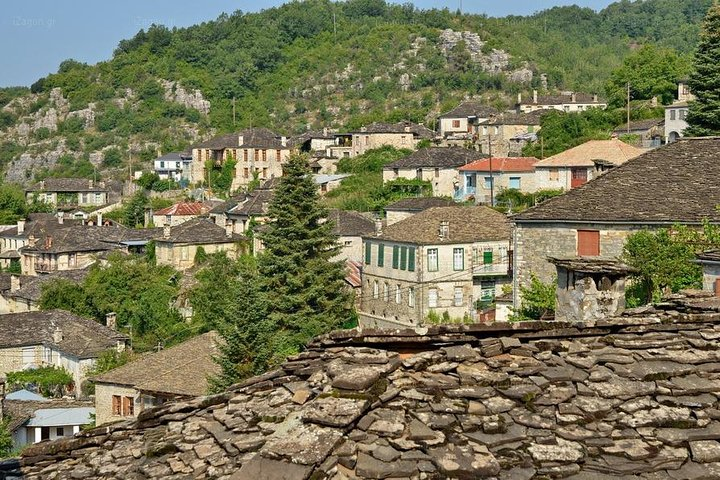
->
<box><xmin>0</xmin><ymin>0</ymin><xmax>615</xmax><ymax>87</ymax></box>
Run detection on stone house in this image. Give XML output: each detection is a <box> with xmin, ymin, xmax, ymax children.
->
<box><xmin>612</xmin><ymin>118</ymin><xmax>665</xmax><ymax>148</ymax></box>
<box><xmin>455</xmin><ymin>157</ymin><xmax>539</xmax><ymax>203</ymax></box>
<box><xmin>0</xmin><ymin>268</ymin><xmax>89</xmax><ymax>314</ymax></box>
<box><xmin>382</xmin><ymin>147</ymin><xmax>482</xmax><ymax>197</ymax></box>
<box><xmin>327</xmin><ymin>209</ymin><xmax>375</xmax><ymax>263</ymax></box>
<box><xmin>665</xmin><ymin>82</ymin><xmax>694</xmax><ymax>143</ymax></box>
<box><xmin>154</xmin><ymin>218</ymin><xmax>245</xmax><ymax>270</ymax></box>
<box><xmin>350</xmin><ymin>122</ymin><xmax>435</xmax><ymax>157</ymax></box>
<box><xmin>512</xmin><ymin>137</ymin><xmax>720</xmax><ymax>307</ymax></box>
<box><xmin>437</xmin><ymin>101</ymin><xmax>498</xmax><ymax>139</ymax></box>
<box><xmin>313</xmin><ymin>174</ymin><xmax>351</xmax><ymax>195</ymax></box>
<box><xmin>516</xmin><ymin>90</ymin><xmax>606</xmax><ymax>113</ymax></box>
<box><xmin>477</xmin><ymin>111</ymin><xmax>544</xmax><ymax>157</ymax></box>
<box><xmin>190</xmin><ymin>128</ymin><xmax>292</xmax><ymax>191</ymax></box>
<box><xmin>384</xmin><ymin>197</ymin><xmax>456</xmax><ymax>226</ymax></box>
<box><xmin>92</xmin><ymin>331</ymin><xmax>220</xmax><ymax>426</ymax></box>
<box><xmin>153</xmin><ymin>151</ymin><xmax>193</xmax><ymax>183</ymax></box>
<box><xmin>218</xmin><ymin>178</ymin><xmax>277</xmax><ymax>235</ymax></box>
<box><xmin>25</xmin><ymin>178</ymin><xmax>113</xmax><ymax>208</ymax></box>
<box><xmin>533</xmin><ymin>139</ymin><xmax>645</xmax><ymax>191</ymax></box>
<box><xmin>360</xmin><ymin>206</ymin><xmax>511</xmax><ymax>328</ymax></box>
<box><xmin>151</xmin><ymin>202</ymin><xmax>210</xmax><ymax>227</ymax></box>
<box><xmin>697</xmin><ymin>250</ymin><xmax>720</xmax><ymax>295</ymax></box>
<box><xmin>0</xmin><ymin>310</ymin><xmax>128</xmax><ymax>395</ymax></box>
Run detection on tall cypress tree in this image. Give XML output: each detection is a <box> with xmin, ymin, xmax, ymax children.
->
<box><xmin>686</xmin><ymin>2</ymin><xmax>720</xmax><ymax>137</ymax></box>
<box><xmin>257</xmin><ymin>154</ymin><xmax>353</xmax><ymax>365</ymax></box>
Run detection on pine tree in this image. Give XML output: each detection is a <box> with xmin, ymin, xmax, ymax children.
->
<box><xmin>257</xmin><ymin>154</ymin><xmax>353</xmax><ymax>364</ymax></box>
<box><xmin>686</xmin><ymin>3</ymin><xmax>720</xmax><ymax>136</ymax></box>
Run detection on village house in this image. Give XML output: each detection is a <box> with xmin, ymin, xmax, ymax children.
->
<box><xmin>0</xmin><ymin>269</ymin><xmax>88</xmax><ymax>314</ymax></box>
<box><xmin>382</xmin><ymin>147</ymin><xmax>481</xmax><ymax>197</ymax></box>
<box><xmin>151</xmin><ymin>201</ymin><xmax>211</xmax><ymax>227</ymax></box>
<box><xmin>92</xmin><ymin>331</ymin><xmax>220</xmax><ymax>426</ymax></box>
<box><xmin>154</xmin><ymin>217</ymin><xmax>245</xmax><ymax>270</ymax></box>
<box><xmin>0</xmin><ymin>310</ymin><xmax>128</xmax><ymax>395</ymax></box>
<box><xmin>477</xmin><ymin>111</ymin><xmax>544</xmax><ymax>157</ymax></box>
<box><xmin>512</xmin><ymin>137</ymin><xmax>720</xmax><ymax>307</ymax></box>
<box><xmin>697</xmin><ymin>250</ymin><xmax>720</xmax><ymax>295</ymax></box>
<box><xmin>516</xmin><ymin>90</ymin><xmax>607</xmax><ymax>113</ymax></box>
<box><xmin>360</xmin><ymin>206</ymin><xmax>511</xmax><ymax>328</ymax></box>
<box><xmin>327</xmin><ymin>209</ymin><xmax>375</xmax><ymax>263</ymax></box>
<box><xmin>533</xmin><ymin>139</ymin><xmax>645</xmax><ymax>191</ymax></box>
<box><xmin>217</xmin><ymin>178</ymin><xmax>277</xmax><ymax>235</ymax></box>
<box><xmin>292</xmin><ymin>129</ymin><xmax>342</xmax><ymax>169</ymax></box>
<box><xmin>384</xmin><ymin>197</ymin><xmax>455</xmax><ymax>226</ymax></box>
<box><xmin>612</xmin><ymin>118</ymin><xmax>665</xmax><ymax>148</ymax></box>
<box><xmin>25</xmin><ymin>178</ymin><xmax>117</xmax><ymax>208</ymax></box>
<box><xmin>190</xmin><ymin>128</ymin><xmax>292</xmax><ymax>191</ymax></box>
<box><xmin>314</xmin><ymin>173</ymin><xmax>351</xmax><ymax>195</ymax></box>
<box><xmin>456</xmin><ymin>156</ymin><xmax>539</xmax><ymax>203</ymax></box>
<box><xmin>153</xmin><ymin>151</ymin><xmax>193</xmax><ymax>184</ymax></box>
<box><xmin>665</xmin><ymin>82</ymin><xmax>694</xmax><ymax>143</ymax></box>
<box><xmin>437</xmin><ymin>101</ymin><xmax>499</xmax><ymax>140</ymax></box>
<box><xmin>350</xmin><ymin>121</ymin><xmax>435</xmax><ymax>157</ymax></box>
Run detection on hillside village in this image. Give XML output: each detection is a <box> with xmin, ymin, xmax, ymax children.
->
<box><xmin>2</xmin><ymin>0</ymin><xmax>720</xmax><ymax>478</ymax></box>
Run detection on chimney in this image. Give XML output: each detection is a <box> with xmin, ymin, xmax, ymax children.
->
<box><xmin>360</xmin><ymin>126</ymin><xmax>367</xmax><ymax>133</ymax></box>
<box><xmin>40</xmin><ymin>180</ymin><xmax>45</xmax><ymax>191</ymax></box>
<box><xmin>28</xmin><ymin>235</ymin><xmax>36</xmax><ymax>247</ymax></box>
<box><xmin>374</xmin><ymin>217</ymin><xmax>383</xmax><ymax>236</ymax></box>
<box><xmin>225</xmin><ymin>220</ymin><xmax>233</xmax><ymax>239</ymax></box>
<box><xmin>404</xmin><ymin>125</ymin><xmax>411</xmax><ymax>133</ymax></box>
<box><xmin>323</xmin><ymin>127</ymin><xmax>328</xmax><ymax>136</ymax></box>
<box><xmin>571</xmin><ymin>92</ymin><xmax>577</xmax><ymax>103</ymax></box>
<box><xmin>439</xmin><ymin>220</ymin><xmax>450</xmax><ymax>240</ymax></box>
<box><xmin>45</xmin><ymin>236</ymin><xmax>53</xmax><ymax>249</ymax></box>
<box><xmin>517</xmin><ymin>93</ymin><xmax>522</xmax><ymax>104</ymax></box>
<box><xmin>593</xmin><ymin>94</ymin><xmax>598</xmax><ymax>103</ymax></box>
<box><xmin>238</xmin><ymin>135</ymin><xmax>244</xmax><ymax>146</ymax></box>
<box><xmin>57</xmin><ymin>211</ymin><xmax>64</xmax><ymax>225</ymax></box>
<box><xmin>52</xmin><ymin>326</ymin><xmax>63</xmax><ymax>344</ymax></box>
<box><xmin>163</xmin><ymin>215</ymin><xmax>171</xmax><ymax>239</ymax></box>
<box><xmin>17</xmin><ymin>220</ymin><xmax>25</xmax><ymax>235</ymax></box>
<box><xmin>89</xmin><ymin>179</ymin><xmax>94</xmax><ymax>189</ymax></box>
<box><xmin>532</xmin><ymin>90</ymin><xmax>538</xmax><ymax>104</ymax></box>
<box><xmin>281</xmin><ymin>136</ymin><xmax>287</xmax><ymax>147</ymax></box>
<box><xmin>10</xmin><ymin>275</ymin><xmax>20</xmax><ymax>293</ymax></box>
<box><xmin>105</xmin><ymin>312</ymin><xmax>117</xmax><ymax>330</ymax></box>
<box><xmin>97</xmin><ymin>212</ymin><xmax>103</xmax><ymax>226</ymax></box>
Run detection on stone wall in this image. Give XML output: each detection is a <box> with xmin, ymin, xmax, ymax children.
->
<box><xmin>94</xmin><ymin>383</ymin><xmax>138</xmax><ymax>427</ymax></box>
<box><xmin>352</xmin><ymin>133</ymin><xmax>418</xmax><ymax>157</ymax></box>
<box><xmin>382</xmin><ymin>167</ymin><xmax>458</xmax><ymax>197</ymax></box>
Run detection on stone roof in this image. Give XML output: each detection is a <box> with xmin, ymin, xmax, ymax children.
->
<box><xmin>328</xmin><ymin>210</ymin><xmax>375</xmax><ymax>237</ymax></box>
<box><xmin>93</xmin><ymin>331</ymin><xmax>221</xmax><ymax>397</ymax></box>
<box><xmin>228</xmin><ymin>181</ymin><xmax>277</xmax><ymax>218</ymax></box>
<box><xmin>7</xmin><ymin>268</ymin><xmax>90</xmax><ymax>303</ymax></box>
<box><xmin>351</xmin><ymin>121</ymin><xmax>435</xmax><ymax>139</ymax></box>
<box><xmin>369</xmin><ymin>206</ymin><xmax>511</xmax><ymax>244</ymax></box>
<box><xmin>481</xmin><ymin>110</ymin><xmax>545</xmax><ymax>126</ymax></box>
<box><xmin>156</xmin><ymin>218</ymin><xmax>244</xmax><ymax>245</ymax></box>
<box><xmin>194</xmin><ymin>128</ymin><xmax>289</xmax><ymax>150</ymax></box>
<box><xmin>515</xmin><ymin>137</ymin><xmax>720</xmax><ymax>224</ymax></box>
<box><xmin>385</xmin><ymin>147</ymin><xmax>483</xmax><ymax>169</ymax></box>
<box><xmin>0</xmin><ymin>213</ymin><xmax>83</xmax><ymax>238</ymax></box>
<box><xmin>154</xmin><ymin>151</ymin><xmax>191</xmax><ymax>162</ymax></box>
<box><xmin>26</xmin><ymin>178</ymin><xmax>109</xmax><ymax>193</ymax></box>
<box><xmin>534</xmin><ymin>139</ymin><xmax>645</xmax><ymax>168</ymax></box>
<box><xmin>20</xmin><ymin>225</ymin><xmax>160</xmax><ymax>255</ymax></box>
<box><xmin>438</xmin><ymin>101</ymin><xmax>499</xmax><ymax>119</ymax></box>
<box><xmin>0</xmin><ymin>309</ymin><xmax>126</xmax><ymax>359</ymax></box>
<box><xmin>548</xmin><ymin>256</ymin><xmax>638</xmax><ymax>274</ymax></box>
<box><xmin>698</xmin><ymin>249</ymin><xmax>720</xmax><ymax>263</ymax></box>
<box><xmin>613</xmin><ymin>118</ymin><xmax>665</xmax><ymax>134</ymax></box>
<box><xmin>459</xmin><ymin>157</ymin><xmax>538</xmax><ymax>173</ymax></box>
<box><xmin>384</xmin><ymin>197</ymin><xmax>456</xmax><ymax>212</ymax></box>
<box><xmin>209</xmin><ymin>194</ymin><xmax>248</xmax><ymax>215</ymax></box>
<box><xmin>155</xmin><ymin>202</ymin><xmax>207</xmax><ymax>217</ymax></box>
<box><xmin>10</xmin><ymin>295</ymin><xmax>720</xmax><ymax>478</ymax></box>
<box><xmin>520</xmin><ymin>92</ymin><xmax>605</xmax><ymax>107</ymax></box>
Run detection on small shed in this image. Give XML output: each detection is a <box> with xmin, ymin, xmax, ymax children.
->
<box><xmin>696</xmin><ymin>250</ymin><xmax>720</xmax><ymax>295</ymax></box>
<box><xmin>549</xmin><ymin>257</ymin><xmax>637</xmax><ymax>322</ymax></box>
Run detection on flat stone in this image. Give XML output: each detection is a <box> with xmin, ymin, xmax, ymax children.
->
<box><xmin>332</xmin><ymin>367</ymin><xmax>380</xmax><ymax>391</ymax></box>
<box><xmin>231</xmin><ymin>456</ymin><xmax>313</xmax><ymax>480</ymax></box>
<box><xmin>670</xmin><ymin>375</ymin><xmax>720</xmax><ymax>395</ymax></box>
<box><xmin>367</xmin><ymin>419</ymin><xmax>405</xmax><ymax>437</ymax></box>
<box><xmin>620</xmin><ymin>406</ymin><xmax>691</xmax><ymax>428</ymax></box>
<box><xmin>535</xmin><ymin>384</ymin><xmax>577</xmax><ymax>406</ymax></box>
<box><xmin>262</xmin><ymin>420</ymin><xmax>343</xmax><ymax>465</ymax></box>
<box><xmin>302</xmin><ymin>396</ymin><xmax>369</xmax><ymax>428</ymax></box>
<box><xmin>464</xmin><ymin>423</ymin><xmax>527</xmax><ymax>448</ymax></box>
<box><xmin>658</xmin><ymin>394</ymin><xmax>717</xmax><ymax>408</ymax></box>
<box><xmin>588</xmin><ymin>378</ymin><xmax>656</xmax><ymax>400</ymax></box>
<box><xmin>601</xmin><ymin>439</ymin><xmax>653</xmax><ymax>460</ymax></box>
<box><xmin>355</xmin><ymin>452</ymin><xmax>416</xmax><ymax>479</ymax></box>
<box><xmin>429</xmin><ymin>443</ymin><xmax>500</xmax><ymax>479</ymax></box>
<box><xmin>292</xmin><ymin>389</ymin><xmax>312</xmax><ymax>405</ymax></box>
<box><xmin>443</xmin><ymin>345</ymin><xmax>479</xmax><ymax>362</ymax></box>
<box><xmin>406</xmin><ymin>419</ymin><xmax>436</xmax><ymax>441</ymax></box>
<box><xmin>667</xmin><ymin>460</ymin><xmax>720</xmax><ymax>480</ymax></box>
<box><xmin>446</xmin><ymin>387</ymin><xmax>495</xmax><ymax>399</ymax></box>
<box><xmin>657</xmin><ymin>424</ymin><xmax>720</xmax><ymax>447</ymax></box>
<box><xmin>690</xmin><ymin>440</ymin><xmax>720</xmax><ymax>463</ymax></box>
<box><xmin>528</xmin><ymin>439</ymin><xmax>584</xmax><ymax>463</ymax></box>
<box><xmin>371</xmin><ymin>445</ymin><xmax>400</xmax><ymax>462</ymax></box>
<box><xmin>233</xmin><ymin>433</ymin><xmax>267</xmax><ymax>453</ymax></box>
<box><xmin>610</xmin><ymin>360</ymin><xmax>693</xmax><ymax>381</ymax></box>
<box><xmin>457</xmin><ymin>363</ymin><xmax>509</xmax><ymax>385</ymax></box>
<box><xmin>483</xmin><ymin>396</ymin><xmax>516</xmax><ymax>414</ymax></box>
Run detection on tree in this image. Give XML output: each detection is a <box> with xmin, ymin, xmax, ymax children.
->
<box><xmin>0</xmin><ymin>420</ymin><xmax>12</xmax><ymax>458</ymax></box>
<box><xmin>124</xmin><ymin>191</ymin><xmax>147</xmax><ymax>228</ymax></box>
<box><xmin>511</xmin><ymin>274</ymin><xmax>556</xmax><ymax>321</ymax></box>
<box><xmin>686</xmin><ymin>3</ymin><xmax>720</xmax><ymax>136</ymax></box>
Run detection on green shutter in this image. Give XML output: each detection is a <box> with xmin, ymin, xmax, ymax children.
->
<box><xmin>483</xmin><ymin>250</ymin><xmax>493</xmax><ymax>265</ymax></box>
<box><xmin>408</xmin><ymin>248</ymin><xmax>415</xmax><ymax>272</ymax></box>
<box><xmin>392</xmin><ymin>245</ymin><xmax>399</xmax><ymax>269</ymax></box>
<box><xmin>400</xmin><ymin>246</ymin><xmax>407</xmax><ymax>270</ymax></box>
<box><xmin>365</xmin><ymin>242</ymin><xmax>372</xmax><ymax>264</ymax></box>
<box><xmin>378</xmin><ymin>243</ymin><xmax>384</xmax><ymax>267</ymax></box>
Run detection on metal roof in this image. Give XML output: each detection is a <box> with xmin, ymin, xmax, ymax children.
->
<box><xmin>26</xmin><ymin>407</ymin><xmax>94</xmax><ymax>427</ymax></box>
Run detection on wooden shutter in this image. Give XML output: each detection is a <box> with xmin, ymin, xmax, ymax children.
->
<box><xmin>714</xmin><ymin>278</ymin><xmax>720</xmax><ymax>297</ymax></box>
<box><xmin>577</xmin><ymin>230</ymin><xmax>600</xmax><ymax>257</ymax></box>
<box><xmin>377</xmin><ymin>244</ymin><xmax>384</xmax><ymax>267</ymax></box>
<box><xmin>392</xmin><ymin>246</ymin><xmax>400</xmax><ymax>269</ymax></box>
<box><xmin>365</xmin><ymin>242</ymin><xmax>372</xmax><ymax>264</ymax></box>
<box><xmin>483</xmin><ymin>250</ymin><xmax>493</xmax><ymax>265</ymax></box>
<box><xmin>408</xmin><ymin>248</ymin><xmax>415</xmax><ymax>272</ymax></box>
<box><xmin>112</xmin><ymin>395</ymin><xmax>121</xmax><ymax>416</ymax></box>
<box><xmin>400</xmin><ymin>247</ymin><xmax>407</xmax><ymax>270</ymax></box>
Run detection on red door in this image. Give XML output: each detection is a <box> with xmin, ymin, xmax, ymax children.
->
<box><xmin>571</xmin><ymin>168</ymin><xmax>588</xmax><ymax>188</ymax></box>
<box><xmin>577</xmin><ymin>230</ymin><xmax>600</xmax><ymax>257</ymax></box>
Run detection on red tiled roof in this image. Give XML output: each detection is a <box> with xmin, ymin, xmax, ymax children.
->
<box><xmin>155</xmin><ymin>202</ymin><xmax>206</xmax><ymax>216</ymax></box>
<box><xmin>345</xmin><ymin>260</ymin><xmax>362</xmax><ymax>288</ymax></box>
<box><xmin>458</xmin><ymin>157</ymin><xmax>539</xmax><ymax>173</ymax></box>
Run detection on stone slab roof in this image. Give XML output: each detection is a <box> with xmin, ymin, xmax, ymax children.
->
<box><xmin>534</xmin><ymin>139</ymin><xmax>645</xmax><ymax>168</ymax></box>
<box><xmin>438</xmin><ymin>101</ymin><xmax>499</xmax><ymax>119</ymax></box>
<box><xmin>480</xmin><ymin>110</ymin><xmax>545</xmax><ymax>126</ymax></box>
<box><xmin>155</xmin><ymin>202</ymin><xmax>207</xmax><ymax>217</ymax></box>
<box><xmin>459</xmin><ymin>157</ymin><xmax>538</xmax><ymax>173</ymax></box>
<box><xmin>0</xmin><ymin>309</ymin><xmax>126</xmax><ymax>359</ymax></box>
<box><xmin>328</xmin><ymin>210</ymin><xmax>374</xmax><ymax>237</ymax></box>
<box><xmin>368</xmin><ymin>206</ymin><xmax>511</xmax><ymax>244</ymax></box>
<box><xmin>20</xmin><ymin>225</ymin><xmax>161</xmax><ymax>255</ymax></box>
<box><xmin>194</xmin><ymin>128</ymin><xmax>289</xmax><ymax>150</ymax></box>
<box><xmin>93</xmin><ymin>331</ymin><xmax>221</xmax><ymax>397</ymax></box>
<box><xmin>7</xmin><ymin>267</ymin><xmax>90</xmax><ymax>302</ymax></box>
<box><xmin>156</xmin><ymin>218</ymin><xmax>244</xmax><ymax>245</ymax></box>
<box><xmin>520</xmin><ymin>92</ymin><xmax>605</xmax><ymax>106</ymax></box>
<box><xmin>515</xmin><ymin>137</ymin><xmax>720</xmax><ymax>224</ymax></box>
<box><xmin>385</xmin><ymin>147</ymin><xmax>483</xmax><ymax>169</ymax></box>
<box><xmin>350</xmin><ymin>121</ymin><xmax>434</xmax><ymax>139</ymax></box>
<box><xmin>4</xmin><ymin>398</ymin><xmax>92</xmax><ymax>433</ymax></box>
<box><xmin>613</xmin><ymin>118</ymin><xmax>665</xmax><ymax>133</ymax></box>
<box><xmin>548</xmin><ymin>256</ymin><xmax>638</xmax><ymax>274</ymax></box>
<box><xmin>26</xmin><ymin>178</ymin><xmax>109</xmax><ymax>193</ymax></box>
<box><xmin>0</xmin><ymin>213</ymin><xmax>83</xmax><ymax>238</ymax></box>
<box><xmin>10</xmin><ymin>295</ymin><xmax>720</xmax><ymax>479</ymax></box>
<box><xmin>698</xmin><ymin>249</ymin><xmax>720</xmax><ymax>263</ymax></box>
<box><xmin>385</xmin><ymin>197</ymin><xmax>456</xmax><ymax>212</ymax></box>
<box><xmin>154</xmin><ymin>151</ymin><xmax>191</xmax><ymax>162</ymax></box>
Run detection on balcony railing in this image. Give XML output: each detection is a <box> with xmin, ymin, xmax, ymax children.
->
<box><xmin>472</xmin><ymin>262</ymin><xmax>509</xmax><ymax>276</ymax></box>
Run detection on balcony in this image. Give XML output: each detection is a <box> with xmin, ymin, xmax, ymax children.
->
<box><xmin>454</xmin><ymin>186</ymin><xmax>476</xmax><ymax>201</ymax></box>
<box><xmin>35</xmin><ymin>263</ymin><xmax>54</xmax><ymax>273</ymax></box>
<box><xmin>472</xmin><ymin>261</ymin><xmax>510</xmax><ymax>277</ymax></box>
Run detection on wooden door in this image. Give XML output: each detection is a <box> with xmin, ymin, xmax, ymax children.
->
<box><xmin>571</xmin><ymin>168</ymin><xmax>588</xmax><ymax>188</ymax></box>
<box><xmin>577</xmin><ymin>230</ymin><xmax>600</xmax><ymax>257</ymax></box>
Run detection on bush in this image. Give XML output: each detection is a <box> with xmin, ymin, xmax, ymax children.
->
<box><xmin>511</xmin><ymin>274</ymin><xmax>556</xmax><ymax>321</ymax></box>
<box><xmin>102</xmin><ymin>147</ymin><xmax>123</xmax><ymax>167</ymax></box>
<box><xmin>6</xmin><ymin>366</ymin><xmax>74</xmax><ymax>398</ymax></box>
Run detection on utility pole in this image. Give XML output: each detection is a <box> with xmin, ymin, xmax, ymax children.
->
<box><xmin>488</xmin><ymin>132</ymin><xmax>494</xmax><ymax>207</ymax></box>
<box><xmin>232</xmin><ymin>97</ymin><xmax>236</xmax><ymax>126</ymax></box>
<box><xmin>627</xmin><ymin>82</ymin><xmax>631</xmax><ymax>134</ymax></box>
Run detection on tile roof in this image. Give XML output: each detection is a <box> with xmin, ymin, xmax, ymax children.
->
<box><xmin>92</xmin><ymin>331</ymin><xmax>221</xmax><ymax>397</ymax></box>
<box><xmin>193</xmin><ymin>128</ymin><xmax>289</xmax><ymax>150</ymax></box>
<box><xmin>385</xmin><ymin>147</ymin><xmax>483</xmax><ymax>169</ymax></box>
<box><xmin>156</xmin><ymin>217</ymin><xmax>244</xmax><ymax>244</ymax></box>
<box><xmin>438</xmin><ymin>101</ymin><xmax>499</xmax><ymax>119</ymax></box>
<box><xmin>514</xmin><ymin>137</ymin><xmax>720</xmax><ymax>223</ymax></box>
<box><xmin>458</xmin><ymin>157</ymin><xmax>539</xmax><ymax>173</ymax></box>
<box><xmin>344</xmin><ymin>260</ymin><xmax>362</xmax><ymax>288</ymax></box>
<box><xmin>26</xmin><ymin>178</ymin><xmax>109</xmax><ymax>193</ymax></box>
<box><xmin>154</xmin><ymin>202</ymin><xmax>207</xmax><ymax>216</ymax></box>
<box><xmin>369</xmin><ymin>205</ymin><xmax>511</xmax><ymax>244</ymax></box>
<box><xmin>0</xmin><ymin>309</ymin><xmax>127</xmax><ymax>359</ymax></box>
<box><xmin>384</xmin><ymin>197</ymin><xmax>456</xmax><ymax>212</ymax></box>
<box><xmin>534</xmin><ymin>139</ymin><xmax>646</xmax><ymax>168</ymax></box>
<box><xmin>328</xmin><ymin>210</ymin><xmax>375</xmax><ymax>237</ymax></box>
<box><xmin>350</xmin><ymin>121</ymin><xmax>435</xmax><ymax>138</ymax></box>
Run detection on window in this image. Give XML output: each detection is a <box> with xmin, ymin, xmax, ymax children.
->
<box><xmin>43</xmin><ymin>347</ymin><xmax>52</xmax><ymax>364</ymax></box>
<box><xmin>427</xmin><ymin>249</ymin><xmax>438</xmax><ymax>272</ymax></box>
<box><xmin>262</xmin><ymin>168</ymin><xmax>268</xmax><ymax>178</ymax></box>
<box><xmin>181</xmin><ymin>246</ymin><xmax>190</xmax><ymax>261</ymax></box>
<box><xmin>377</xmin><ymin>243</ymin><xmax>384</xmax><ymax>267</ymax></box>
<box><xmin>482</xmin><ymin>126</ymin><xmax>488</xmax><ymax>135</ymax></box>
<box><xmin>453</xmin><ymin>248</ymin><xmax>464</xmax><ymax>271</ymax></box>
<box><xmin>56</xmin><ymin>427</ymin><xmax>65</xmax><ymax>437</ymax></box>
<box><xmin>680</xmin><ymin>109</ymin><xmax>687</xmax><ymax>120</ymax></box>
<box><xmin>483</xmin><ymin>248</ymin><xmax>493</xmax><ymax>265</ymax></box>
<box><xmin>549</xmin><ymin>168</ymin><xmax>559</xmax><ymax>181</ymax></box>
<box><xmin>509</xmin><ymin>177</ymin><xmax>521</xmax><ymax>189</ymax></box>
<box><xmin>670</xmin><ymin>110</ymin><xmax>676</xmax><ymax>121</ymax></box>
<box><xmin>373</xmin><ymin>281</ymin><xmax>379</xmax><ymax>299</ymax></box>
<box><xmin>122</xmin><ymin>396</ymin><xmax>134</xmax><ymax>416</ymax></box>
<box><xmin>68</xmin><ymin>253</ymin><xmax>77</xmax><ymax>267</ymax></box>
<box><xmin>383</xmin><ymin>282</ymin><xmax>389</xmax><ymax>302</ymax></box>
<box><xmin>481</xmin><ymin>280</ymin><xmax>496</xmax><ymax>302</ymax></box>
<box><xmin>365</xmin><ymin>242</ymin><xmax>372</xmax><ymax>264</ymax></box>
<box><xmin>428</xmin><ymin>288</ymin><xmax>438</xmax><ymax>308</ymax></box>
<box><xmin>416</xmin><ymin>168</ymin><xmax>423</xmax><ymax>180</ymax></box>
<box><xmin>262</xmin><ymin>149</ymin><xmax>267</xmax><ymax>161</ymax></box>
<box><xmin>452</xmin><ymin>119</ymin><xmax>461</xmax><ymax>128</ymax></box>
<box><xmin>395</xmin><ymin>285</ymin><xmax>401</xmax><ymax>304</ymax></box>
<box><xmin>392</xmin><ymin>245</ymin><xmax>400</xmax><ymax>269</ymax></box>
<box><xmin>408</xmin><ymin>287</ymin><xmax>415</xmax><ymax>307</ymax></box>
<box><xmin>577</xmin><ymin>230</ymin><xmax>600</xmax><ymax>256</ymax></box>
<box><xmin>255</xmin><ymin>149</ymin><xmax>260</xmax><ymax>159</ymax></box>
<box><xmin>454</xmin><ymin>287</ymin><xmax>464</xmax><ymax>306</ymax></box>
<box><xmin>22</xmin><ymin>347</ymin><xmax>33</xmax><ymax>366</ymax></box>
<box><xmin>434</xmin><ymin>168</ymin><xmax>440</xmax><ymax>178</ymax></box>
<box><xmin>244</xmin><ymin>150</ymin><xmax>248</xmax><ymax>161</ymax></box>
<box><xmin>484</xmin><ymin>177</ymin><xmax>493</xmax><ymax>189</ymax></box>
<box><xmin>112</xmin><ymin>395</ymin><xmax>121</xmax><ymax>415</ymax></box>
<box><xmin>400</xmin><ymin>247</ymin><xmax>407</xmax><ymax>270</ymax></box>
<box><xmin>243</xmin><ymin>167</ymin><xmax>249</xmax><ymax>178</ymax></box>
<box><xmin>393</xmin><ymin>168</ymin><xmax>399</xmax><ymax>178</ymax></box>
<box><xmin>408</xmin><ymin>248</ymin><xmax>415</xmax><ymax>272</ymax></box>
<box><xmin>276</xmin><ymin>150</ymin><xmax>281</xmax><ymax>161</ymax></box>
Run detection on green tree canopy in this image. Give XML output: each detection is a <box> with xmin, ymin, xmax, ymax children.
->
<box><xmin>686</xmin><ymin>3</ymin><xmax>720</xmax><ymax>136</ymax></box>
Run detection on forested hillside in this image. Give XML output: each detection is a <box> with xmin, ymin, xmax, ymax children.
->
<box><xmin>0</xmin><ymin>0</ymin><xmax>712</xmax><ymax>183</ymax></box>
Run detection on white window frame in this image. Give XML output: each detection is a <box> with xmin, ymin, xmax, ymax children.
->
<box><xmin>428</xmin><ymin>288</ymin><xmax>438</xmax><ymax>308</ymax></box>
<box><xmin>373</xmin><ymin>281</ymin><xmax>379</xmax><ymax>299</ymax></box>
<box><xmin>408</xmin><ymin>287</ymin><xmax>415</xmax><ymax>307</ymax></box>
<box><xmin>427</xmin><ymin>248</ymin><xmax>439</xmax><ymax>272</ymax></box>
<box><xmin>454</xmin><ymin>287</ymin><xmax>464</xmax><ymax>306</ymax></box>
<box><xmin>395</xmin><ymin>285</ymin><xmax>401</xmax><ymax>304</ymax></box>
<box><xmin>453</xmin><ymin>248</ymin><xmax>464</xmax><ymax>271</ymax></box>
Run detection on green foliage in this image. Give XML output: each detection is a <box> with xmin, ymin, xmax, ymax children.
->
<box><xmin>0</xmin><ymin>183</ymin><xmax>51</xmax><ymax>224</ymax></box>
<box><xmin>124</xmin><ymin>191</ymin><xmax>147</xmax><ymax>227</ymax></box>
<box><xmin>102</xmin><ymin>147</ymin><xmax>123</xmax><ymax>167</ymax></box>
<box><xmin>511</xmin><ymin>274</ymin><xmax>556</xmax><ymax>321</ymax></box>
<box><xmin>6</xmin><ymin>366</ymin><xmax>74</xmax><ymax>398</ymax></box>
<box><xmin>495</xmin><ymin>188</ymin><xmax>564</xmax><ymax>212</ymax></box>
<box><xmin>686</xmin><ymin>3</ymin><xmax>720</xmax><ymax>136</ymax></box>
<box><xmin>194</xmin><ymin>246</ymin><xmax>208</xmax><ymax>264</ymax></box>
<box><xmin>83</xmin><ymin>349</ymin><xmax>133</xmax><ymax>395</ymax></box>
<box><xmin>35</xmin><ymin>154</ymin><xmax>96</xmax><ymax>180</ymax></box>
<box><xmin>0</xmin><ymin>420</ymin><xmax>12</xmax><ymax>458</ymax></box>
<box><xmin>206</xmin><ymin>158</ymin><xmax>237</xmax><ymax>194</ymax></box>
